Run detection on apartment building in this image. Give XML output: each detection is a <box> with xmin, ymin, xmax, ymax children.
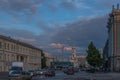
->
<box><xmin>0</xmin><ymin>35</ymin><xmax>42</xmax><ymax>72</ymax></box>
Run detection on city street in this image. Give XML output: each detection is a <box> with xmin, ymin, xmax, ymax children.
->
<box><xmin>0</xmin><ymin>1</ymin><xmax>120</xmax><ymax>80</ymax></box>
<box><xmin>1</xmin><ymin>70</ymin><xmax>120</xmax><ymax>80</ymax></box>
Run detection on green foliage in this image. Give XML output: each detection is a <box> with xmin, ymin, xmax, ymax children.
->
<box><xmin>86</xmin><ymin>41</ymin><xmax>102</xmax><ymax>67</ymax></box>
<box><xmin>41</xmin><ymin>51</ymin><xmax>47</xmax><ymax>69</ymax></box>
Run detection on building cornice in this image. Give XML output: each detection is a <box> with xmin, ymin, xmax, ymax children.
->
<box><xmin>0</xmin><ymin>35</ymin><xmax>42</xmax><ymax>51</ymax></box>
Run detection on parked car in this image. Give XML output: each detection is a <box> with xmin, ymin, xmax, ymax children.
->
<box><xmin>66</xmin><ymin>67</ymin><xmax>74</xmax><ymax>75</ymax></box>
<box><xmin>8</xmin><ymin>70</ymin><xmax>22</xmax><ymax>80</ymax></box>
<box><xmin>8</xmin><ymin>70</ymin><xmax>31</xmax><ymax>80</ymax></box>
<box><xmin>62</xmin><ymin>67</ymin><xmax>68</xmax><ymax>73</ymax></box>
<box><xmin>45</xmin><ymin>69</ymin><xmax>55</xmax><ymax>77</ymax></box>
<box><xmin>86</xmin><ymin>67</ymin><xmax>96</xmax><ymax>73</ymax></box>
<box><xmin>35</xmin><ymin>69</ymin><xmax>47</xmax><ymax>76</ymax></box>
<box><xmin>28</xmin><ymin>70</ymin><xmax>36</xmax><ymax>76</ymax></box>
<box><xmin>73</xmin><ymin>67</ymin><xmax>79</xmax><ymax>72</ymax></box>
<box><xmin>22</xmin><ymin>71</ymin><xmax>31</xmax><ymax>80</ymax></box>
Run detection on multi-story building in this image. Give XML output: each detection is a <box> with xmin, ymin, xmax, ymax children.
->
<box><xmin>44</xmin><ymin>52</ymin><xmax>57</xmax><ymax>68</ymax></box>
<box><xmin>77</xmin><ymin>56</ymin><xmax>88</xmax><ymax>68</ymax></box>
<box><xmin>103</xmin><ymin>40</ymin><xmax>110</xmax><ymax>71</ymax></box>
<box><xmin>0</xmin><ymin>35</ymin><xmax>42</xmax><ymax>72</ymax></box>
<box><xmin>105</xmin><ymin>4</ymin><xmax>120</xmax><ymax>71</ymax></box>
<box><xmin>69</xmin><ymin>46</ymin><xmax>88</xmax><ymax>67</ymax></box>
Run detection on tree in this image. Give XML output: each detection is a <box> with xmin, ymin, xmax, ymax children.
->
<box><xmin>86</xmin><ymin>41</ymin><xmax>102</xmax><ymax>67</ymax></box>
<box><xmin>41</xmin><ymin>51</ymin><xmax>47</xmax><ymax>69</ymax></box>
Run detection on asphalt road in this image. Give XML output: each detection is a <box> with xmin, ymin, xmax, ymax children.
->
<box><xmin>1</xmin><ymin>71</ymin><xmax>120</xmax><ymax>80</ymax></box>
<box><xmin>0</xmin><ymin>71</ymin><xmax>86</xmax><ymax>80</ymax></box>
<box><xmin>0</xmin><ymin>72</ymin><xmax>8</xmax><ymax>80</ymax></box>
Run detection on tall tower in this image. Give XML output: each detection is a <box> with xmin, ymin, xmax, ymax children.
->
<box><xmin>71</xmin><ymin>46</ymin><xmax>77</xmax><ymax>59</ymax></box>
<box><xmin>70</xmin><ymin>46</ymin><xmax>78</xmax><ymax>67</ymax></box>
<box><xmin>107</xmin><ymin>4</ymin><xmax>120</xmax><ymax>71</ymax></box>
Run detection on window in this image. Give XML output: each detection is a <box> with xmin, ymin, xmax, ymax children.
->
<box><xmin>11</xmin><ymin>44</ymin><xmax>13</xmax><ymax>51</ymax></box>
<box><xmin>4</xmin><ymin>43</ymin><xmax>7</xmax><ymax>49</ymax></box>
<box><xmin>0</xmin><ymin>42</ymin><xmax>2</xmax><ymax>49</ymax></box>
<box><xmin>7</xmin><ymin>43</ymin><xmax>9</xmax><ymax>50</ymax></box>
<box><xmin>0</xmin><ymin>53</ymin><xmax>2</xmax><ymax>60</ymax></box>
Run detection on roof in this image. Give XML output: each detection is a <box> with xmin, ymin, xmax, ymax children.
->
<box><xmin>0</xmin><ymin>35</ymin><xmax>42</xmax><ymax>51</ymax></box>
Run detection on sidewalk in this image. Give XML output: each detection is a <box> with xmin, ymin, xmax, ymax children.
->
<box><xmin>0</xmin><ymin>72</ymin><xmax>8</xmax><ymax>75</ymax></box>
<box><xmin>0</xmin><ymin>72</ymin><xmax>8</xmax><ymax>78</ymax></box>
<box><xmin>88</xmin><ymin>72</ymin><xmax>120</xmax><ymax>80</ymax></box>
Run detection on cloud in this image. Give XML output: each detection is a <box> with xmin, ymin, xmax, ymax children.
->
<box><xmin>14</xmin><ymin>37</ymin><xmax>36</xmax><ymax>43</ymax></box>
<box><xmin>60</xmin><ymin>0</ymin><xmax>90</xmax><ymax>10</ymax></box>
<box><xmin>94</xmin><ymin>0</ymin><xmax>120</xmax><ymax>9</ymax></box>
<box><xmin>37</xmin><ymin>21</ymin><xmax>53</xmax><ymax>32</ymax></box>
<box><xmin>49</xmin><ymin>43</ymin><xmax>65</xmax><ymax>49</ymax></box>
<box><xmin>51</xmin><ymin>15</ymin><xmax>109</xmax><ymax>56</ymax></box>
<box><xmin>0</xmin><ymin>0</ymin><xmax>42</xmax><ymax>16</ymax></box>
<box><xmin>0</xmin><ymin>15</ymin><xmax>109</xmax><ymax>57</ymax></box>
<box><xmin>0</xmin><ymin>27</ymin><xmax>37</xmax><ymax>45</ymax></box>
<box><xmin>0</xmin><ymin>27</ymin><xmax>54</xmax><ymax>49</ymax></box>
<box><xmin>61</xmin><ymin>0</ymin><xmax>77</xmax><ymax>10</ymax></box>
<box><xmin>52</xmin><ymin>15</ymin><xmax>108</xmax><ymax>49</ymax></box>
<box><xmin>0</xmin><ymin>0</ymin><xmax>113</xmax><ymax>58</ymax></box>
<box><xmin>64</xmin><ymin>47</ymin><xmax>72</xmax><ymax>51</ymax></box>
<box><xmin>0</xmin><ymin>0</ymin><xmax>61</xmax><ymax>16</ymax></box>
<box><xmin>49</xmin><ymin>43</ymin><xmax>72</xmax><ymax>51</ymax></box>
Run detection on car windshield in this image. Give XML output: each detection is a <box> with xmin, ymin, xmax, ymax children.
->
<box><xmin>11</xmin><ymin>67</ymin><xmax>22</xmax><ymax>71</ymax></box>
<box><xmin>28</xmin><ymin>70</ymin><xmax>34</xmax><ymax>72</ymax></box>
<box><xmin>38</xmin><ymin>69</ymin><xmax>46</xmax><ymax>71</ymax></box>
<box><xmin>11</xmin><ymin>71</ymin><xmax>21</xmax><ymax>74</ymax></box>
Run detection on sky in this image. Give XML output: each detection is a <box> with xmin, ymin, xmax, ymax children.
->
<box><xmin>0</xmin><ymin>0</ymin><xmax>120</xmax><ymax>58</ymax></box>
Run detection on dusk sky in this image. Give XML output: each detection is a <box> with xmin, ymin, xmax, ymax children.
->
<box><xmin>0</xmin><ymin>0</ymin><xmax>119</xmax><ymax>58</ymax></box>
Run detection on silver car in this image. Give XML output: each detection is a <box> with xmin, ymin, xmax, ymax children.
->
<box><xmin>8</xmin><ymin>70</ymin><xmax>31</xmax><ymax>80</ymax></box>
<box><xmin>8</xmin><ymin>70</ymin><xmax>23</xmax><ymax>80</ymax></box>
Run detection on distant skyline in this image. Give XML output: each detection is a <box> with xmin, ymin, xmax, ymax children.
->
<box><xmin>0</xmin><ymin>0</ymin><xmax>119</xmax><ymax>58</ymax></box>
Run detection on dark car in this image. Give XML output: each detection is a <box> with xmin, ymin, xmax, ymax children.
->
<box><xmin>35</xmin><ymin>69</ymin><xmax>47</xmax><ymax>76</ymax></box>
<box><xmin>28</xmin><ymin>70</ymin><xmax>36</xmax><ymax>76</ymax></box>
<box><xmin>63</xmin><ymin>67</ymin><xmax>68</xmax><ymax>73</ymax></box>
<box><xmin>86</xmin><ymin>68</ymin><xmax>96</xmax><ymax>73</ymax></box>
<box><xmin>45</xmin><ymin>69</ymin><xmax>55</xmax><ymax>77</ymax></box>
<box><xmin>73</xmin><ymin>67</ymin><xmax>79</xmax><ymax>73</ymax></box>
<box><xmin>66</xmin><ymin>68</ymin><xmax>74</xmax><ymax>75</ymax></box>
<box><xmin>22</xmin><ymin>71</ymin><xmax>31</xmax><ymax>80</ymax></box>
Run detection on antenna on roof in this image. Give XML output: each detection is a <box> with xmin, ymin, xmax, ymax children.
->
<box><xmin>117</xmin><ymin>3</ymin><xmax>119</xmax><ymax>9</ymax></box>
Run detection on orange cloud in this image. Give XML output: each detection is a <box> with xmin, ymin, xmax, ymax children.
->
<box><xmin>50</xmin><ymin>43</ymin><xmax>65</xmax><ymax>48</ymax></box>
<box><xmin>64</xmin><ymin>47</ymin><xmax>72</xmax><ymax>51</ymax></box>
<box><xmin>49</xmin><ymin>43</ymin><xmax>72</xmax><ymax>52</ymax></box>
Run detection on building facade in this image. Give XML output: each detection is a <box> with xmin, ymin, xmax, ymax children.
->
<box><xmin>77</xmin><ymin>56</ymin><xmax>88</xmax><ymax>68</ymax></box>
<box><xmin>69</xmin><ymin>46</ymin><xmax>88</xmax><ymax>67</ymax></box>
<box><xmin>103</xmin><ymin>40</ymin><xmax>110</xmax><ymax>71</ymax></box>
<box><xmin>44</xmin><ymin>52</ymin><xmax>57</xmax><ymax>68</ymax></box>
<box><xmin>69</xmin><ymin>46</ymin><xmax>78</xmax><ymax>67</ymax></box>
<box><xmin>105</xmin><ymin>4</ymin><xmax>120</xmax><ymax>71</ymax></box>
<box><xmin>0</xmin><ymin>35</ymin><xmax>42</xmax><ymax>72</ymax></box>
